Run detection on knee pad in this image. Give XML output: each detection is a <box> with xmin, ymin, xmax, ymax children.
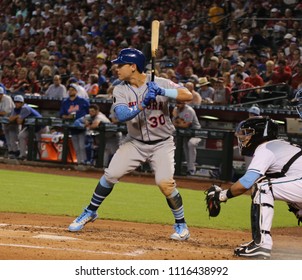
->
<box><xmin>158</xmin><ymin>179</ymin><xmax>176</xmax><ymax>197</ymax></box>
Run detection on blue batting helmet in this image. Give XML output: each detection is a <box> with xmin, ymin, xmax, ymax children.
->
<box><xmin>111</xmin><ymin>48</ymin><xmax>145</xmax><ymax>73</ymax></box>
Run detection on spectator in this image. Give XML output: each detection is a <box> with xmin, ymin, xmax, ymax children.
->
<box><xmin>172</xmin><ymin>101</ymin><xmax>201</xmax><ymax>176</ymax></box>
<box><xmin>210</xmin><ymin>35</ymin><xmax>224</xmax><ymax>56</ymax></box>
<box><xmin>161</xmin><ymin>46</ymin><xmax>179</xmax><ymax>68</ymax></box>
<box><xmin>220</xmin><ymin>46</ymin><xmax>237</xmax><ymax>65</ymax></box>
<box><xmin>244</xmin><ymin>64</ymin><xmax>264</xmax><ymax>87</ymax></box>
<box><xmin>57</xmin><ymin>61</ymin><xmax>70</xmax><ymax>86</ymax></box>
<box><xmin>9</xmin><ymin>67</ymin><xmax>29</xmax><ymax>95</ymax></box>
<box><xmin>267</xmin><ymin>59</ymin><xmax>292</xmax><ymax>85</ymax></box>
<box><xmin>39</xmin><ymin>65</ymin><xmax>53</xmax><ymax>94</ymax></box>
<box><xmin>179</xmin><ymin>66</ymin><xmax>199</xmax><ymax>85</ymax></box>
<box><xmin>231</xmin><ymin>61</ymin><xmax>249</xmax><ymax>84</ymax></box>
<box><xmin>47</xmin><ymin>55</ymin><xmax>59</xmax><ymax>76</ymax></box>
<box><xmin>291</xmin><ymin>64</ymin><xmax>302</xmax><ymax>90</ymax></box>
<box><xmin>208</xmin><ymin>2</ymin><xmax>225</xmax><ymax>27</ymax></box>
<box><xmin>261</xmin><ymin>60</ymin><xmax>275</xmax><ymax>84</ymax></box>
<box><xmin>45</xmin><ymin>75</ymin><xmax>67</xmax><ymax>99</ymax></box>
<box><xmin>185</xmin><ymin>82</ymin><xmax>202</xmax><ymax>106</ymax></box>
<box><xmin>231</xmin><ymin>72</ymin><xmax>254</xmax><ymax>104</ymax></box>
<box><xmin>203</xmin><ymin>56</ymin><xmax>221</xmax><ymax>78</ymax></box>
<box><xmin>175</xmin><ymin>48</ymin><xmax>194</xmax><ymax>78</ymax></box>
<box><xmin>192</xmin><ymin>58</ymin><xmax>204</xmax><ymax>77</ymax></box>
<box><xmin>222</xmin><ymin>71</ymin><xmax>232</xmax><ymax>89</ymax></box>
<box><xmin>9</xmin><ymin>95</ymin><xmax>48</xmax><ymax>160</ymax></box>
<box><xmin>46</xmin><ymin>41</ymin><xmax>57</xmax><ymax>55</ymax></box>
<box><xmin>226</xmin><ymin>35</ymin><xmax>239</xmax><ymax>57</ymax></box>
<box><xmin>96</xmin><ymin>53</ymin><xmax>108</xmax><ymax>76</ymax></box>
<box><xmin>197</xmin><ymin>77</ymin><xmax>215</xmax><ymax>103</ymax></box>
<box><xmin>67</xmin><ymin>77</ymin><xmax>89</xmax><ymax>99</ymax></box>
<box><xmin>219</xmin><ymin>59</ymin><xmax>232</xmax><ymax>76</ymax></box>
<box><xmin>27</xmin><ymin>70</ymin><xmax>41</xmax><ymax>94</ymax></box>
<box><xmin>212</xmin><ymin>77</ymin><xmax>231</xmax><ymax>105</ymax></box>
<box><xmin>59</xmin><ymin>83</ymin><xmax>90</xmax><ymax>165</ymax></box>
<box><xmin>85</xmin><ymin>74</ymin><xmax>100</xmax><ymax>97</ymax></box>
<box><xmin>287</xmin><ymin>48</ymin><xmax>302</xmax><ymax>72</ymax></box>
<box><xmin>200</xmin><ymin>47</ymin><xmax>214</xmax><ymax>69</ymax></box>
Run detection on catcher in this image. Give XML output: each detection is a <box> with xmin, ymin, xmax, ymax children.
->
<box><xmin>205</xmin><ymin>115</ymin><xmax>302</xmax><ymax>258</ymax></box>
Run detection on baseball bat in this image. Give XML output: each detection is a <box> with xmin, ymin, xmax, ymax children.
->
<box><xmin>151</xmin><ymin>20</ymin><xmax>160</xmax><ymax>81</ymax></box>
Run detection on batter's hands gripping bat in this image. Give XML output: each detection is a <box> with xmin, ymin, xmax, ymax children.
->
<box><xmin>151</xmin><ymin>20</ymin><xmax>160</xmax><ymax>81</ymax></box>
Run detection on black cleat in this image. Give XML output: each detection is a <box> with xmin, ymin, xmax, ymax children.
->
<box><xmin>234</xmin><ymin>240</ymin><xmax>271</xmax><ymax>259</ymax></box>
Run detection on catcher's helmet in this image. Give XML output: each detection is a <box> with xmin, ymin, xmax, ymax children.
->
<box><xmin>111</xmin><ymin>48</ymin><xmax>145</xmax><ymax>73</ymax></box>
<box><xmin>294</xmin><ymin>87</ymin><xmax>302</xmax><ymax>119</ymax></box>
<box><xmin>236</xmin><ymin>116</ymin><xmax>278</xmax><ymax>156</ymax></box>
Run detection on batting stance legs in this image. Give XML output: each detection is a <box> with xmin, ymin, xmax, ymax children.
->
<box><xmin>235</xmin><ymin>176</ymin><xmax>302</xmax><ymax>257</ymax></box>
<box><xmin>68</xmin><ymin>137</ymin><xmax>190</xmax><ymax>241</ymax></box>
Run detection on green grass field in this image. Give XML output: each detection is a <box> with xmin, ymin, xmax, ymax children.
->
<box><xmin>0</xmin><ymin>169</ymin><xmax>297</xmax><ymax>230</ymax></box>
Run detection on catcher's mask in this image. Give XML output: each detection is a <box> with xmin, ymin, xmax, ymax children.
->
<box><xmin>236</xmin><ymin>116</ymin><xmax>278</xmax><ymax>156</ymax></box>
<box><xmin>293</xmin><ymin>87</ymin><xmax>302</xmax><ymax>118</ymax></box>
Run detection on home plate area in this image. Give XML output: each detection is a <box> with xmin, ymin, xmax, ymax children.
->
<box><xmin>0</xmin><ymin>213</ymin><xmax>301</xmax><ymax>260</ymax></box>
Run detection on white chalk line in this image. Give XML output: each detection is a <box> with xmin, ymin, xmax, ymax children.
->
<box><xmin>0</xmin><ymin>222</ymin><xmax>204</xmax><ymax>256</ymax></box>
<box><xmin>33</xmin><ymin>234</ymin><xmax>79</xmax><ymax>241</ymax></box>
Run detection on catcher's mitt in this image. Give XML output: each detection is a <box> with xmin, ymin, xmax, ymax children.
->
<box><xmin>205</xmin><ymin>184</ymin><xmax>223</xmax><ymax>217</ymax></box>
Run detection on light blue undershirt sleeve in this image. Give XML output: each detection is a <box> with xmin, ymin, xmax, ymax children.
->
<box><xmin>115</xmin><ymin>104</ymin><xmax>141</xmax><ymax>122</ymax></box>
<box><xmin>164</xmin><ymin>89</ymin><xmax>178</xmax><ymax>99</ymax></box>
<box><xmin>239</xmin><ymin>170</ymin><xmax>262</xmax><ymax>189</ymax></box>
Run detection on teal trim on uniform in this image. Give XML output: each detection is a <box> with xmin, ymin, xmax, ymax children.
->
<box><xmin>260</xmin><ymin>177</ymin><xmax>302</xmax><ymax>187</ymax></box>
<box><xmin>164</xmin><ymin>89</ymin><xmax>178</xmax><ymax>99</ymax></box>
<box><xmin>100</xmin><ymin>175</ymin><xmax>114</xmax><ymax>188</ymax></box>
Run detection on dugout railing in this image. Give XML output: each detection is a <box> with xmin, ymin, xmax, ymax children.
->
<box><xmin>22</xmin><ymin>117</ymin><xmax>235</xmax><ymax>179</ymax></box>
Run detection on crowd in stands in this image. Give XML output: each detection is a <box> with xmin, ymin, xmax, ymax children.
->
<box><xmin>0</xmin><ymin>0</ymin><xmax>301</xmax><ymax>105</ymax></box>
<box><xmin>1</xmin><ymin>0</ymin><xmax>302</xmax><ymax>166</ymax></box>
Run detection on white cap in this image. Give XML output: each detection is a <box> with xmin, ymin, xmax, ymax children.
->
<box><xmin>248</xmin><ymin>106</ymin><xmax>260</xmax><ymax>116</ymax></box>
<box><xmin>14</xmin><ymin>95</ymin><xmax>24</xmax><ymax>103</ymax></box>
<box><xmin>237</xmin><ymin>61</ymin><xmax>245</xmax><ymax>67</ymax></box>
<box><xmin>284</xmin><ymin>33</ymin><xmax>293</xmax><ymax>40</ymax></box>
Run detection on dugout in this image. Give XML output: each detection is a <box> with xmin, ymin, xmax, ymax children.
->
<box><xmin>174</xmin><ymin>128</ymin><xmax>234</xmax><ymax>181</ymax></box>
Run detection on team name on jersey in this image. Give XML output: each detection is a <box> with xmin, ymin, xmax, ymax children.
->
<box><xmin>128</xmin><ymin>101</ymin><xmax>165</xmax><ymax>110</ymax></box>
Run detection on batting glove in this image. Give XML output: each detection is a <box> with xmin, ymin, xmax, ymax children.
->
<box><xmin>142</xmin><ymin>90</ymin><xmax>156</xmax><ymax>108</ymax></box>
<box><xmin>147</xmin><ymin>81</ymin><xmax>166</xmax><ymax>96</ymax></box>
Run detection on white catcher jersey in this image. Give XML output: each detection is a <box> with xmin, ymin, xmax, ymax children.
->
<box><xmin>112</xmin><ymin>75</ymin><xmax>180</xmax><ymax>142</ymax></box>
<box><xmin>248</xmin><ymin>139</ymin><xmax>302</xmax><ymax>177</ymax></box>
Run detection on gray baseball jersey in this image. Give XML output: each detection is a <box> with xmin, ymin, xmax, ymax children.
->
<box><xmin>173</xmin><ymin>104</ymin><xmax>201</xmax><ymax>172</ymax></box>
<box><xmin>174</xmin><ymin>104</ymin><xmax>201</xmax><ymax>129</ymax></box>
<box><xmin>112</xmin><ymin>75</ymin><xmax>178</xmax><ymax>141</ymax></box>
<box><xmin>105</xmin><ymin>75</ymin><xmax>184</xmax><ymax>186</ymax></box>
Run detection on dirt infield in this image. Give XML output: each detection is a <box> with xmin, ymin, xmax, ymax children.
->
<box><xmin>0</xmin><ymin>162</ymin><xmax>301</xmax><ymax>260</ymax></box>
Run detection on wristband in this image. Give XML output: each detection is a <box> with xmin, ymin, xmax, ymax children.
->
<box><xmin>226</xmin><ymin>189</ymin><xmax>234</xmax><ymax>199</ymax></box>
<box><xmin>163</xmin><ymin>89</ymin><xmax>178</xmax><ymax>99</ymax></box>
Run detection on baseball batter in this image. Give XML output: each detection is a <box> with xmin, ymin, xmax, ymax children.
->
<box><xmin>209</xmin><ymin>116</ymin><xmax>302</xmax><ymax>258</ymax></box>
<box><xmin>68</xmin><ymin>48</ymin><xmax>193</xmax><ymax>241</ymax></box>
